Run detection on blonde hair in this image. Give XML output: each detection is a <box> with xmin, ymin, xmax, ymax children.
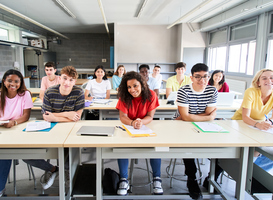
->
<box><xmin>252</xmin><ymin>69</ymin><xmax>273</xmax><ymax>89</ymax></box>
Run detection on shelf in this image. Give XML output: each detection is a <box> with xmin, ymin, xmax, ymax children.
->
<box><xmin>0</xmin><ymin>40</ymin><xmax>48</xmax><ymax>51</ymax></box>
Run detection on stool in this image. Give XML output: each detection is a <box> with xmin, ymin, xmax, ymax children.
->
<box><xmin>166</xmin><ymin>158</ymin><xmax>203</xmax><ymax>188</ymax></box>
<box><xmin>128</xmin><ymin>159</ymin><xmax>153</xmax><ymax>193</ymax></box>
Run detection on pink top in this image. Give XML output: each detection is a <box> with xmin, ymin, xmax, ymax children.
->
<box><xmin>208</xmin><ymin>82</ymin><xmax>229</xmax><ymax>92</ymax></box>
<box><xmin>0</xmin><ymin>91</ymin><xmax>33</xmax><ymax>120</ymax></box>
<box><xmin>40</xmin><ymin>76</ymin><xmax>60</xmax><ymax>91</ymax></box>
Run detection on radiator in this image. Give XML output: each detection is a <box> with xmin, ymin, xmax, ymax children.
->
<box><xmin>226</xmin><ymin>78</ymin><xmax>246</xmax><ymax>98</ymax></box>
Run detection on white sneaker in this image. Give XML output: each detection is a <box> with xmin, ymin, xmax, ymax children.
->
<box><xmin>40</xmin><ymin>170</ymin><xmax>59</xmax><ymax>190</ymax></box>
<box><xmin>117</xmin><ymin>178</ymin><xmax>129</xmax><ymax>195</ymax></box>
<box><xmin>153</xmin><ymin>177</ymin><xmax>163</xmax><ymax>195</ymax></box>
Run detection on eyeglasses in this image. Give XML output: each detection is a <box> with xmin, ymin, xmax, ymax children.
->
<box><xmin>192</xmin><ymin>75</ymin><xmax>210</xmax><ymax>81</ymax></box>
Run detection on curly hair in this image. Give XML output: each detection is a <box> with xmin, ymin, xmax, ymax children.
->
<box><xmin>1</xmin><ymin>69</ymin><xmax>29</xmax><ymax>115</ymax></box>
<box><xmin>61</xmin><ymin>66</ymin><xmax>78</xmax><ymax>79</ymax></box>
<box><xmin>117</xmin><ymin>71</ymin><xmax>151</xmax><ymax>109</ymax></box>
<box><xmin>208</xmin><ymin>70</ymin><xmax>225</xmax><ymax>86</ymax></box>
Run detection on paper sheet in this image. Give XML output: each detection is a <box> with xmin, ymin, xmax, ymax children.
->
<box><xmin>123</xmin><ymin>125</ymin><xmax>156</xmax><ymax>136</ymax></box>
<box><xmin>93</xmin><ymin>99</ymin><xmax>112</xmax><ymax>104</ymax></box>
<box><xmin>25</xmin><ymin>121</ymin><xmax>51</xmax><ymax>132</ymax></box>
<box><xmin>0</xmin><ymin>120</ymin><xmax>9</xmax><ymax>125</ymax></box>
<box><xmin>193</xmin><ymin>122</ymin><xmax>229</xmax><ymax>133</ymax></box>
<box><xmin>249</xmin><ymin>125</ymin><xmax>273</xmax><ymax>134</ymax></box>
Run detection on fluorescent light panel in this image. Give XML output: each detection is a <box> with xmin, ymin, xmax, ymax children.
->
<box><xmin>136</xmin><ymin>0</ymin><xmax>148</xmax><ymax>18</ymax></box>
<box><xmin>55</xmin><ymin>0</ymin><xmax>76</xmax><ymax>19</ymax></box>
<box><xmin>97</xmin><ymin>0</ymin><xmax>110</xmax><ymax>38</ymax></box>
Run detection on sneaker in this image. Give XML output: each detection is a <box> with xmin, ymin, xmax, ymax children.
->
<box><xmin>153</xmin><ymin>177</ymin><xmax>163</xmax><ymax>195</ymax></box>
<box><xmin>0</xmin><ymin>188</ymin><xmax>5</xmax><ymax>197</ymax></box>
<box><xmin>187</xmin><ymin>178</ymin><xmax>203</xmax><ymax>200</ymax></box>
<box><xmin>117</xmin><ymin>178</ymin><xmax>129</xmax><ymax>195</ymax></box>
<box><xmin>40</xmin><ymin>167</ymin><xmax>59</xmax><ymax>190</ymax></box>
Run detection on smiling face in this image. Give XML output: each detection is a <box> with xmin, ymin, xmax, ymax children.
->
<box><xmin>175</xmin><ymin>67</ymin><xmax>186</xmax><ymax>75</ymax></box>
<box><xmin>118</xmin><ymin>67</ymin><xmax>125</xmax><ymax>76</ymax></box>
<box><xmin>4</xmin><ymin>74</ymin><xmax>21</xmax><ymax>94</ymax></box>
<box><xmin>153</xmin><ymin>67</ymin><xmax>160</xmax><ymax>75</ymax></box>
<box><xmin>213</xmin><ymin>72</ymin><xmax>223</xmax><ymax>84</ymax></box>
<box><xmin>95</xmin><ymin>68</ymin><xmax>105</xmax><ymax>79</ymax></box>
<box><xmin>60</xmin><ymin>73</ymin><xmax>76</xmax><ymax>94</ymax></box>
<box><xmin>191</xmin><ymin>71</ymin><xmax>210</xmax><ymax>92</ymax></box>
<box><xmin>45</xmin><ymin>67</ymin><xmax>57</xmax><ymax>78</ymax></box>
<box><xmin>139</xmin><ymin>67</ymin><xmax>149</xmax><ymax>81</ymax></box>
<box><xmin>127</xmin><ymin>79</ymin><xmax>142</xmax><ymax>98</ymax></box>
<box><xmin>259</xmin><ymin>71</ymin><xmax>273</xmax><ymax>91</ymax></box>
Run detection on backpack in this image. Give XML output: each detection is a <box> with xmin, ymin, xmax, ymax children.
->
<box><xmin>102</xmin><ymin>168</ymin><xmax>120</xmax><ymax>194</ymax></box>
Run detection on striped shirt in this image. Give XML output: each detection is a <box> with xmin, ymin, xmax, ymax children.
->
<box><xmin>174</xmin><ymin>84</ymin><xmax>218</xmax><ymax>119</ymax></box>
<box><xmin>42</xmin><ymin>84</ymin><xmax>85</xmax><ymax>113</ymax></box>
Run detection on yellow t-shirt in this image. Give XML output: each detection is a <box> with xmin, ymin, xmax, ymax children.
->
<box><xmin>231</xmin><ymin>87</ymin><xmax>273</xmax><ymax>120</ymax></box>
<box><xmin>166</xmin><ymin>75</ymin><xmax>192</xmax><ymax>91</ymax></box>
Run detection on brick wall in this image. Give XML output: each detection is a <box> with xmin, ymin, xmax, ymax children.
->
<box><xmin>48</xmin><ymin>33</ymin><xmax>114</xmax><ymax>70</ymax></box>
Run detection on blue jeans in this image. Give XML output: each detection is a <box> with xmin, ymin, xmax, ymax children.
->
<box><xmin>23</xmin><ymin>159</ymin><xmax>53</xmax><ymax>172</ymax></box>
<box><xmin>0</xmin><ymin>160</ymin><xmax>12</xmax><ymax>191</ymax></box>
<box><xmin>254</xmin><ymin>155</ymin><xmax>273</xmax><ymax>172</ymax></box>
<box><xmin>118</xmin><ymin>159</ymin><xmax>161</xmax><ymax>179</ymax></box>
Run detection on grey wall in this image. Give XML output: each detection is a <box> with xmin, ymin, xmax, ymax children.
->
<box><xmin>0</xmin><ymin>44</ymin><xmax>15</xmax><ymax>73</ymax></box>
<box><xmin>48</xmin><ymin>33</ymin><xmax>114</xmax><ymax>69</ymax></box>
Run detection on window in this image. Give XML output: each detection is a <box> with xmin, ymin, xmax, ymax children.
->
<box><xmin>228</xmin><ymin>41</ymin><xmax>256</xmax><ymax>75</ymax></box>
<box><xmin>0</xmin><ymin>28</ymin><xmax>8</xmax><ymax>41</ymax></box>
<box><xmin>266</xmin><ymin>39</ymin><xmax>273</xmax><ymax>69</ymax></box>
<box><xmin>209</xmin><ymin>28</ymin><xmax>227</xmax><ymax>45</ymax></box>
<box><xmin>207</xmin><ymin>46</ymin><xmax>226</xmax><ymax>71</ymax></box>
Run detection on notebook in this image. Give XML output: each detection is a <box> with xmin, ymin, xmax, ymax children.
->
<box><xmin>217</xmin><ymin>93</ymin><xmax>235</xmax><ymax>106</ymax></box>
<box><xmin>76</xmin><ymin>126</ymin><xmax>115</xmax><ymax>136</ymax></box>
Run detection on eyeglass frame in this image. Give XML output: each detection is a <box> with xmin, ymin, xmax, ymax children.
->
<box><xmin>192</xmin><ymin>75</ymin><xmax>210</xmax><ymax>81</ymax></box>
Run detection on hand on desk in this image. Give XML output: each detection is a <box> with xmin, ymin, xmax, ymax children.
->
<box><xmin>3</xmin><ymin>120</ymin><xmax>15</xmax><ymax>128</ymax></box>
<box><xmin>256</xmin><ymin>121</ymin><xmax>273</xmax><ymax>131</ymax></box>
<box><xmin>133</xmin><ymin>118</ymin><xmax>142</xmax><ymax>129</ymax></box>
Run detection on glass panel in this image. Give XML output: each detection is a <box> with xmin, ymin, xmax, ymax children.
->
<box><xmin>230</xmin><ymin>19</ymin><xmax>256</xmax><ymax>41</ymax></box>
<box><xmin>247</xmin><ymin>41</ymin><xmax>256</xmax><ymax>75</ymax></box>
<box><xmin>228</xmin><ymin>44</ymin><xmax>241</xmax><ymax>72</ymax></box>
<box><xmin>266</xmin><ymin>39</ymin><xmax>273</xmax><ymax>69</ymax></box>
<box><xmin>240</xmin><ymin>43</ymin><xmax>247</xmax><ymax>73</ymax></box>
<box><xmin>209</xmin><ymin>29</ymin><xmax>227</xmax><ymax>45</ymax></box>
<box><xmin>215</xmin><ymin>47</ymin><xmax>226</xmax><ymax>71</ymax></box>
<box><xmin>0</xmin><ymin>28</ymin><xmax>8</xmax><ymax>41</ymax></box>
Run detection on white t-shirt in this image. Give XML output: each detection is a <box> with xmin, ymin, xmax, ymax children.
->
<box><xmin>85</xmin><ymin>79</ymin><xmax>111</xmax><ymax>99</ymax></box>
<box><xmin>149</xmin><ymin>74</ymin><xmax>162</xmax><ymax>89</ymax></box>
<box><xmin>147</xmin><ymin>77</ymin><xmax>160</xmax><ymax>90</ymax></box>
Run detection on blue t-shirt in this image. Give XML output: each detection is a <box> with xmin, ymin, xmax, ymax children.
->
<box><xmin>112</xmin><ymin>75</ymin><xmax>122</xmax><ymax>90</ymax></box>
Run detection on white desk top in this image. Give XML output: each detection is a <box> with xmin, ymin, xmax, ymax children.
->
<box><xmin>0</xmin><ymin>120</ymin><xmax>75</xmax><ymax>148</ymax></box>
<box><xmin>28</xmin><ymin>88</ymin><xmax>40</xmax><ymax>95</ymax></box>
<box><xmin>64</xmin><ymin>120</ymin><xmax>259</xmax><ymax>148</ymax></box>
<box><xmin>220</xmin><ymin>120</ymin><xmax>273</xmax><ymax>146</ymax></box>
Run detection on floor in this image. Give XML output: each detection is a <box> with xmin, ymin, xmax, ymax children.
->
<box><xmin>2</xmin><ymin>151</ymin><xmax>273</xmax><ymax>200</ymax></box>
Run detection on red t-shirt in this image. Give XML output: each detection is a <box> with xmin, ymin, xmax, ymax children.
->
<box><xmin>116</xmin><ymin>90</ymin><xmax>159</xmax><ymax>120</ymax></box>
<box><xmin>208</xmin><ymin>82</ymin><xmax>229</xmax><ymax>92</ymax></box>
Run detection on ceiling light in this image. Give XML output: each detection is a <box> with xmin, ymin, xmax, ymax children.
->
<box><xmin>136</xmin><ymin>0</ymin><xmax>148</xmax><ymax>18</ymax></box>
<box><xmin>55</xmin><ymin>0</ymin><xmax>76</xmax><ymax>19</ymax></box>
<box><xmin>0</xmin><ymin>3</ymin><xmax>69</xmax><ymax>39</ymax></box>
<box><xmin>167</xmin><ymin>0</ymin><xmax>213</xmax><ymax>29</ymax></box>
<box><xmin>97</xmin><ymin>0</ymin><xmax>110</xmax><ymax>38</ymax></box>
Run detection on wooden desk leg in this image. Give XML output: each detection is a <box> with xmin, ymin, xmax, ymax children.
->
<box><xmin>58</xmin><ymin>147</ymin><xmax>65</xmax><ymax>200</ymax></box>
<box><xmin>96</xmin><ymin>147</ymin><xmax>102</xmax><ymax>200</ymax></box>
<box><xmin>236</xmin><ymin>147</ymin><xmax>249</xmax><ymax>200</ymax></box>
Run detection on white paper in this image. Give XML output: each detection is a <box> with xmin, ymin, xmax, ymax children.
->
<box><xmin>93</xmin><ymin>99</ymin><xmax>112</xmax><ymax>104</ymax></box>
<box><xmin>0</xmin><ymin>120</ymin><xmax>9</xmax><ymax>124</ymax></box>
<box><xmin>26</xmin><ymin>121</ymin><xmax>51</xmax><ymax>132</ymax></box>
<box><xmin>249</xmin><ymin>125</ymin><xmax>273</xmax><ymax>134</ymax></box>
<box><xmin>123</xmin><ymin>125</ymin><xmax>155</xmax><ymax>135</ymax></box>
<box><xmin>194</xmin><ymin>122</ymin><xmax>227</xmax><ymax>132</ymax></box>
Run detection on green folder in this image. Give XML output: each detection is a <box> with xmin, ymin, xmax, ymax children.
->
<box><xmin>192</xmin><ymin>122</ymin><xmax>229</xmax><ymax>133</ymax></box>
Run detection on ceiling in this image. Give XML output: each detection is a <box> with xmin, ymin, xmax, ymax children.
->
<box><xmin>0</xmin><ymin>0</ymin><xmax>248</xmax><ymax>36</ymax></box>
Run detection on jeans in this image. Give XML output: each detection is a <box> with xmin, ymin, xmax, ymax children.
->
<box><xmin>118</xmin><ymin>159</ymin><xmax>161</xmax><ymax>179</ymax></box>
<box><xmin>254</xmin><ymin>154</ymin><xmax>273</xmax><ymax>172</ymax></box>
<box><xmin>0</xmin><ymin>160</ymin><xmax>12</xmax><ymax>191</ymax></box>
<box><xmin>23</xmin><ymin>159</ymin><xmax>53</xmax><ymax>172</ymax></box>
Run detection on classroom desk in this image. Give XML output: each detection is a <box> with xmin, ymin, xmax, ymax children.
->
<box><xmin>220</xmin><ymin>120</ymin><xmax>273</xmax><ymax>195</ymax></box>
<box><xmin>64</xmin><ymin>120</ymin><xmax>259</xmax><ymax>200</ymax></box>
<box><xmin>28</xmin><ymin>88</ymin><xmax>40</xmax><ymax>97</ymax></box>
<box><xmin>82</xmin><ymin>99</ymin><xmax>242</xmax><ymax>120</ymax></box>
<box><xmin>0</xmin><ymin>121</ymin><xmax>76</xmax><ymax>200</ymax></box>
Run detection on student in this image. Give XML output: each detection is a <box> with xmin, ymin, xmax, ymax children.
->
<box><xmin>232</xmin><ymin>69</ymin><xmax>273</xmax><ymax>172</ymax></box>
<box><xmin>112</xmin><ymin>65</ymin><xmax>126</xmax><ymax>91</ymax></box>
<box><xmin>85</xmin><ymin>65</ymin><xmax>111</xmax><ymax>100</ymax></box>
<box><xmin>0</xmin><ymin>69</ymin><xmax>33</xmax><ymax>197</ymax></box>
<box><xmin>39</xmin><ymin>62</ymin><xmax>60</xmax><ymax>100</ymax></box>
<box><xmin>166</xmin><ymin>62</ymin><xmax>192</xmax><ymax>98</ymax></box>
<box><xmin>149</xmin><ymin>65</ymin><xmax>162</xmax><ymax>89</ymax></box>
<box><xmin>208</xmin><ymin>70</ymin><xmax>229</xmax><ymax>92</ymax></box>
<box><xmin>139</xmin><ymin>64</ymin><xmax>160</xmax><ymax>97</ymax></box>
<box><xmin>116</xmin><ymin>71</ymin><xmax>163</xmax><ymax>196</ymax></box>
<box><xmin>23</xmin><ymin>66</ymin><xmax>85</xmax><ymax>190</ymax></box>
<box><xmin>175</xmin><ymin>63</ymin><xmax>217</xmax><ymax>200</ymax></box>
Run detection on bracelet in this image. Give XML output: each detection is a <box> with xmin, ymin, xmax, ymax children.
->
<box><xmin>254</xmin><ymin>122</ymin><xmax>259</xmax><ymax>128</ymax></box>
<box><xmin>14</xmin><ymin>120</ymin><xmax>18</xmax><ymax>126</ymax></box>
<box><xmin>131</xmin><ymin>120</ymin><xmax>134</xmax><ymax>126</ymax></box>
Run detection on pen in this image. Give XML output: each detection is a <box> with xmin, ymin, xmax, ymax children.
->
<box><xmin>192</xmin><ymin>128</ymin><xmax>200</xmax><ymax>133</ymax></box>
<box><xmin>116</xmin><ymin>126</ymin><xmax>126</xmax><ymax>131</ymax></box>
<box><xmin>264</xmin><ymin>114</ymin><xmax>273</xmax><ymax>125</ymax></box>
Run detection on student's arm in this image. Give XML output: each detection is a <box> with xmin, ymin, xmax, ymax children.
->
<box><xmin>105</xmin><ymin>89</ymin><xmax>110</xmax><ymax>99</ymax></box>
<box><xmin>242</xmin><ymin>108</ymin><xmax>272</xmax><ymax>130</ymax></box>
<box><xmin>3</xmin><ymin>108</ymin><xmax>31</xmax><ymax>128</ymax></box>
<box><xmin>177</xmin><ymin>106</ymin><xmax>216</xmax><ymax>122</ymax></box>
<box><xmin>84</xmin><ymin>89</ymin><xmax>93</xmax><ymax>101</ymax></box>
<box><xmin>166</xmin><ymin>88</ymin><xmax>172</xmax><ymax>98</ymax></box>
<box><xmin>39</xmin><ymin>90</ymin><xmax>45</xmax><ymax>100</ymax></box>
<box><xmin>154</xmin><ymin>89</ymin><xmax>159</xmax><ymax>98</ymax></box>
<box><xmin>43</xmin><ymin>109</ymin><xmax>83</xmax><ymax>122</ymax></box>
<box><xmin>119</xmin><ymin>109</ymin><xmax>156</xmax><ymax>129</ymax></box>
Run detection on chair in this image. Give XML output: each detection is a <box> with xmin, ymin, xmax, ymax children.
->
<box><xmin>8</xmin><ymin>159</ymin><xmax>36</xmax><ymax>194</ymax></box>
<box><xmin>128</xmin><ymin>159</ymin><xmax>153</xmax><ymax>193</ymax></box>
<box><xmin>166</xmin><ymin>158</ymin><xmax>203</xmax><ymax>188</ymax></box>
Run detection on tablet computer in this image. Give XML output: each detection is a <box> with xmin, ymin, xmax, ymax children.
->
<box><xmin>76</xmin><ymin>126</ymin><xmax>115</xmax><ymax>136</ymax></box>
